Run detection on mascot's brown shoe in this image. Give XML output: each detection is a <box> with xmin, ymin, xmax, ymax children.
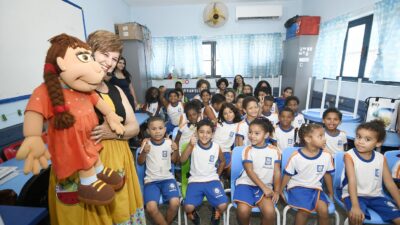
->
<box><xmin>77</xmin><ymin>180</ymin><xmax>115</xmax><ymax>205</ymax></box>
<box><xmin>97</xmin><ymin>167</ymin><xmax>124</xmax><ymax>191</ymax></box>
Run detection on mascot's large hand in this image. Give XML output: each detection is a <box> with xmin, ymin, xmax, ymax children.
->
<box><xmin>16</xmin><ymin>136</ymin><xmax>50</xmax><ymax>175</ymax></box>
<box><xmin>105</xmin><ymin>112</ymin><xmax>125</xmax><ymax>135</ymax></box>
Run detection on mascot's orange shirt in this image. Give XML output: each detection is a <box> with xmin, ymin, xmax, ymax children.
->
<box><xmin>26</xmin><ymin>83</ymin><xmax>102</xmax><ymax>179</ymax></box>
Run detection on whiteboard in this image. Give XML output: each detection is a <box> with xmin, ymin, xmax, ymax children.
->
<box><xmin>0</xmin><ymin>0</ymin><xmax>85</xmax><ymax>100</ymax></box>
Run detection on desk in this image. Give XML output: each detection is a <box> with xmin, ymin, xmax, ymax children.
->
<box><xmin>339</xmin><ymin>122</ymin><xmax>400</xmax><ymax>148</ymax></box>
<box><xmin>302</xmin><ymin>108</ymin><xmax>361</xmax><ymax>123</ymax></box>
<box><xmin>135</xmin><ymin>113</ymin><xmax>149</xmax><ymax>125</ymax></box>
<box><xmin>0</xmin><ymin>159</ymin><xmax>34</xmax><ymax>195</ymax></box>
<box><xmin>0</xmin><ymin>205</ymin><xmax>47</xmax><ymax>225</ymax></box>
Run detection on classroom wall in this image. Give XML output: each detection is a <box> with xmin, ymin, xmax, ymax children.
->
<box><xmin>130</xmin><ymin>0</ymin><xmax>302</xmax><ymax>37</ymax></box>
<box><xmin>71</xmin><ymin>0</ymin><xmax>131</xmax><ymax>34</ymax></box>
<box><xmin>301</xmin><ymin>0</ymin><xmax>378</xmax><ymax>22</ymax></box>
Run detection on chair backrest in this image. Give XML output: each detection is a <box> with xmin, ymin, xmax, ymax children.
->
<box><xmin>17</xmin><ymin>166</ymin><xmax>51</xmax><ymax>208</ymax></box>
<box><xmin>280</xmin><ymin>147</ymin><xmax>300</xmax><ymax>174</ymax></box>
<box><xmin>384</xmin><ymin>150</ymin><xmax>400</xmax><ymax>171</ymax></box>
<box><xmin>135</xmin><ymin>148</ymin><xmax>145</xmax><ymax>194</ymax></box>
<box><xmin>333</xmin><ymin>151</ymin><xmax>346</xmax><ymax>208</ymax></box>
<box><xmin>230</xmin><ymin>146</ymin><xmax>245</xmax><ymax>202</ymax></box>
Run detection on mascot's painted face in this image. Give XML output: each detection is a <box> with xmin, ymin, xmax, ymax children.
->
<box><xmin>56</xmin><ymin>47</ymin><xmax>104</xmax><ymax>92</ymax></box>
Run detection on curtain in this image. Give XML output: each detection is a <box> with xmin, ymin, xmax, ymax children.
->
<box><xmin>312</xmin><ymin>14</ymin><xmax>350</xmax><ymax>79</ymax></box>
<box><xmin>149</xmin><ymin>36</ymin><xmax>203</xmax><ymax>79</ymax></box>
<box><xmin>216</xmin><ymin>33</ymin><xmax>283</xmax><ymax>78</ymax></box>
<box><xmin>369</xmin><ymin>0</ymin><xmax>400</xmax><ymax>82</ymax></box>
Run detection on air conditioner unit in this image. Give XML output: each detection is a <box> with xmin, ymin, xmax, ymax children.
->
<box><xmin>236</xmin><ymin>5</ymin><xmax>283</xmax><ymax>20</ymax></box>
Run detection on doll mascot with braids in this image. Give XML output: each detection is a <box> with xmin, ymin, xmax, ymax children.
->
<box><xmin>16</xmin><ymin>33</ymin><xmax>125</xmax><ymax>205</ymax></box>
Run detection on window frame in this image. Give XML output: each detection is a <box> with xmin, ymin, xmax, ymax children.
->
<box><xmin>202</xmin><ymin>41</ymin><xmax>217</xmax><ymax>77</ymax></box>
<box><xmin>339</xmin><ymin>14</ymin><xmax>374</xmax><ymax>80</ymax></box>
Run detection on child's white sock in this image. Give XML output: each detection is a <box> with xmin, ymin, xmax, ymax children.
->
<box><xmin>80</xmin><ymin>175</ymin><xmax>97</xmax><ymax>185</ymax></box>
<box><xmin>95</xmin><ymin>164</ymin><xmax>104</xmax><ymax>174</ymax></box>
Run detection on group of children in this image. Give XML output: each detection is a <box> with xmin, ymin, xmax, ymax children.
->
<box><xmin>137</xmin><ymin>79</ymin><xmax>400</xmax><ymax>225</ymax></box>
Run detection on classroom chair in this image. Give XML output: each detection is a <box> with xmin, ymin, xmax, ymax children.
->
<box><xmin>135</xmin><ymin>148</ymin><xmax>182</xmax><ymax>225</ymax></box>
<box><xmin>226</xmin><ymin>146</ymin><xmax>281</xmax><ymax>225</ymax></box>
<box><xmin>384</xmin><ymin>149</ymin><xmax>400</xmax><ymax>171</ymax></box>
<box><xmin>281</xmin><ymin>147</ymin><xmax>340</xmax><ymax>225</ymax></box>
<box><xmin>333</xmin><ymin>151</ymin><xmax>391</xmax><ymax>225</ymax></box>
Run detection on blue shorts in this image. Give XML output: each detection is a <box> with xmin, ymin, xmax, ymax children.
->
<box><xmin>184</xmin><ymin>180</ymin><xmax>228</xmax><ymax>208</ymax></box>
<box><xmin>144</xmin><ymin>179</ymin><xmax>180</xmax><ymax>204</ymax></box>
<box><xmin>166</xmin><ymin>121</ymin><xmax>177</xmax><ymax>134</ymax></box>
<box><xmin>233</xmin><ymin>184</ymin><xmax>264</xmax><ymax>207</ymax></box>
<box><xmin>287</xmin><ymin>187</ymin><xmax>329</xmax><ymax>212</ymax></box>
<box><xmin>344</xmin><ymin>196</ymin><xmax>400</xmax><ymax>222</ymax></box>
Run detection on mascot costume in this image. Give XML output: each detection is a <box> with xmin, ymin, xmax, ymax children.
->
<box><xmin>16</xmin><ymin>34</ymin><xmax>125</xmax><ymax>205</ymax></box>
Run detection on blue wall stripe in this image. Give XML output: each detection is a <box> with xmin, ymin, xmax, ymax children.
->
<box><xmin>0</xmin><ymin>95</ymin><xmax>31</xmax><ymax>105</ymax></box>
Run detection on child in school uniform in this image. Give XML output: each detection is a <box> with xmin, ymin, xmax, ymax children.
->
<box><xmin>142</xmin><ymin>87</ymin><xmax>162</xmax><ymax>116</ymax></box>
<box><xmin>342</xmin><ymin>120</ymin><xmax>400</xmax><ymax>225</ymax></box>
<box><xmin>280</xmin><ymin>123</ymin><xmax>334</xmax><ymax>225</ymax></box>
<box><xmin>235</xmin><ymin>94</ymin><xmax>247</xmax><ymax>117</ymax></box>
<box><xmin>159</xmin><ymin>88</ymin><xmax>184</xmax><ymax>134</ymax></box>
<box><xmin>235</xmin><ymin>96</ymin><xmax>260</xmax><ymax>147</ymax></box>
<box><xmin>216</xmin><ymin>78</ymin><xmax>229</xmax><ymax>95</ymax></box>
<box><xmin>233</xmin><ymin>117</ymin><xmax>281</xmax><ymax>225</ymax></box>
<box><xmin>193</xmin><ymin>79</ymin><xmax>210</xmax><ymax>101</ymax></box>
<box><xmin>203</xmin><ymin>94</ymin><xmax>226</xmax><ymax>124</ymax></box>
<box><xmin>174</xmin><ymin>100</ymin><xmax>202</xmax><ymax>154</ymax></box>
<box><xmin>214</xmin><ymin>103</ymin><xmax>243</xmax><ymax>183</ymax></box>
<box><xmin>255</xmin><ymin>86</ymin><xmax>278</xmax><ymax>114</ymax></box>
<box><xmin>224</xmin><ymin>89</ymin><xmax>236</xmax><ymax>104</ymax></box>
<box><xmin>137</xmin><ymin>116</ymin><xmax>180</xmax><ymax>225</ymax></box>
<box><xmin>274</xmin><ymin>107</ymin><xmax>299</xmax><ymax>152</ymax></box>
<box><xmin>243</xmin><ymin>84</ymin><xmax>253</xmax><ymax>96</ymax></box>
<box><xmin>262</xmin><ymin>95</ymin><xmax>279</xmax><ymax>126</ymax></box>
<box><xmin>175</xmin><ymin>88</ymin><xmax>188</xmax><ymax>103</ymax></box>
<box><xmin>200</xmin><ymin>89</ymin><xmax>211</xmax><ymax>108</ymax></box>
<box><xmin>285</xmin><ymin>96</ymin><xmax>305</xmax><ymax>129</ymax></box>
<box><xmin>180</xmin><ymin>120</ymin><xmax>228</xmax><ymax>225</ymax></box>
<box><xmin>322</xmin><ymin>108</ymin><xmax>347</xmax><ymax>156</ymax></box>
<box><xmin>276</xmin><ymin>87</ymin><xmax>293</xmax><ymax>112</ymax></box>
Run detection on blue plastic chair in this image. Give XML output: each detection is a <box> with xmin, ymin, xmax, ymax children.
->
<box><xmin>225</xmin><ymin>146</ymin><xmax>281</xmax><ymax>225</ymax></box>
<box><xmin>281</xmin><ymin>147</ymin><xmax>340</xmax><ymax>225</ymax></box>
<box><xmin>384</xmin><ymin>150</ymin><xmax>400</xmax><ymax>172</ymax></box>
<box><xmin>334</xmin><ymin>151</ymin><xmax>391</xmax><ymax>225</ymax></box>
<box><xmin>135</xmin><ymin>148</ymin><xmax>182</xmax><ymax>225</ymax></box>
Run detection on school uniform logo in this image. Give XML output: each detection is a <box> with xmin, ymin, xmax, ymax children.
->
<box><xmin>229</xmin><ymin>131</ymin><xmax>234</xmax><ymax>137</ymax></box>
<box><xmin>265</xmin><ymin>157</ymin><xmax>272</xmax><ymax>166</ymax></box>
<box><xmin>375</xmin><ymin>169</ymin><xmax>380</xmax><ymax>177</ymax></box>
<box><xmin>178</xmin><ymin>108</ymin><xmax>182</xmax><ymax>112</ymax></box>
<box><xmin>169</xmin><ymin>183</ymin><xmax>177</xmax><ymax>191</ymax></box>
<box><xmin>317</xmin><ymin>165</ymin><xmax>324</xmax><ymax>172</ymax></box>
<box><xmin>162</xmin><ymin>150</ymin><xmax>168</xmax><ymax>158</ymax></box>
<box><xmin>214</xmin><ymin>187</ymin><xmax>223</xmax><ymax>198</ymax></box>
<box><xmin>209</xmin><ymin>155</ymin><xmax>215</xmax><ymax>162</ymax></box>
<box><xmin>338</xmin><ymin>140</ymin><xmax>343</xmax><ymax>146</ymax></box>
<box><xmin>288</xmin><ymin>139</ymin><xmax>293</xmax><ymax>145</ymax></box>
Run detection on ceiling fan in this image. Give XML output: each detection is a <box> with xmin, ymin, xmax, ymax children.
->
<box><xmin>203</xmin><ymin>2</ymin><xmax>229</xmax><ymax>28</ymax></box>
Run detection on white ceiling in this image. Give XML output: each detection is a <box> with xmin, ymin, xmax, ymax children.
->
<box><xmin>124</xmin><ymin>0</ymin><xmax>285</xmax><ymax>7</ymax></box>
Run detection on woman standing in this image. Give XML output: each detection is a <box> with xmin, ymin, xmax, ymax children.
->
<box><xmin>233</xmin><ymin>74</ymin><xmax>245</xmax><ymax>95</ymax></box>
<box><xmin>110</xmin><ymin>57</ymin><xmax>138</xmax><ymax>110</ymax></box>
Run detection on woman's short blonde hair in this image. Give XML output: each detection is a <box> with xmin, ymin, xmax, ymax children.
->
<box><xmin>87</xmin><ymin>30</ymin><xmax>123</xmax><ymax>54</ymax></box>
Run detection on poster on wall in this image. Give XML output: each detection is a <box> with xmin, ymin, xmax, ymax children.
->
<box><xmin>365</xmin><ymin>97</ymin><xmax>400</xmax><ymax>132</ymax></box>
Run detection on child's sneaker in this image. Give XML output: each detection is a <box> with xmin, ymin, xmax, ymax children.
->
<box><xmin>97</xmin><ymin>167</ymin><xmax>124</xmax><ymax>191</ymax></box>
<box><xmin>210</xmin><ymin>207</ymin><xmax>221</xmax><ymax>225</ymax></box>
